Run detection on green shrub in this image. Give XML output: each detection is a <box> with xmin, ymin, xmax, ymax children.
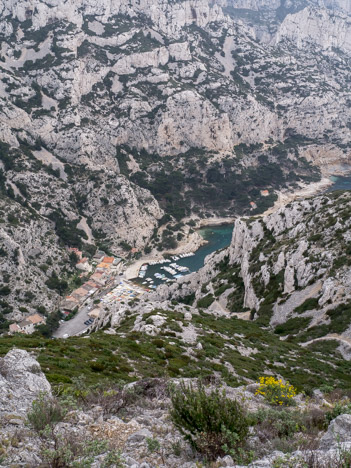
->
<box><xmin>170</xmin><ymin>382</ymin><xmax>249</xmax><ymax>460</ymax></box>
<box><xmin>274</xmin><ymin>317</ymin><xmax>311</xmax><ymax>335</ymax></box>
<box><xmin>28</xmin><ymin>390</ymin><xmax>122</xmax><ymax>467</ymax></box>
<box><xmin>252</xmin><ymin>407</ymin><xmax>315</xmax><ymax>439</ymax></box>
<box><xmin>294</xmin><ymin>297</ymin><xmax>319</xmax><ymax>314</ymax></box>
<box><xmin>27</xmin><ymin>393</ymin><xmax>65</xmax><ymax>433</ymax></box>
<box><xmin>152</xmin><ymin>338</ymin><xmax>164</xmax><ymax>348</ymax></box>
<box><xmin>325</xmin><ymin>402</ymin><xmax>351</xmax><ymax>426</ymax></box>
<box><xmin>197</xmin><ymin>294</ymin><xmax>215</xmax><ymax>309</ymax></box>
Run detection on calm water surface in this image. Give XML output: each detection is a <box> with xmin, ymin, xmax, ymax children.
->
<box><xmin>326</xmin><ymin>175</ymin><xmax>351</xmax><ymax>192</ymax></box>
<box><xmin>139</xmin><ymin>224</ymin><xmax>234</xmax><ymax>286</ymax></box>
<box><xmin>138</xmin><ymin>175</ymin><xmax>351</xmax><ymax>287</ymax></box>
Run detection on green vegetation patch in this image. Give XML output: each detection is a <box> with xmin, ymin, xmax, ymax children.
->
<box><xmin>294</xmin><ymin>297</ymin><xmax>320</xmax><ymax>314</ymax></box>
<box><xmin>299</xmin><ymin>301</ymin><xmax>351</xmax><ymax>342</ymax></box>
<box><xmin>1</xmin><ymin>307</ymin><xmax>351</xmax><ymax>393</ymax></box>
<box><xmin>197</xmin><ymin>294</ymin><xmax>215</xmax><ymax>309</ymax></box>
<box><xmin>274</xmin><ymin>317</ymin><xmax>311</xmax><ymax>336</ymax></box>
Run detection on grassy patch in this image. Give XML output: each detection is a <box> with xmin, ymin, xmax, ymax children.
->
<box><xmin>294</xmin><ymin>297</ymin><xmax>320</xmax><ymax>314</ymax></box>
<box><xmin>274</xmin><ymin>317</ymin><xmax>311</xmax><ymax>336</ymax></box>
<box><xmin>1</xmin><ymin>308</ymin><xmax>351</xmax><ymax>393</ymax></box>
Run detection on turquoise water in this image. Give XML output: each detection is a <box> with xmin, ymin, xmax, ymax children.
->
<box><xmin>138</xmin><ymin>174</ymin><xmax>351</xmax><ymax>287</ymax></box>
<box><xmin>326</xmin><ymin>175</ymin><xmax>351</xmax><ymax>192</ymax></box>
<box><xmin>138</xmin><ymin>224</ymin><xmax>234</xmax><ymax>287</ymax></box>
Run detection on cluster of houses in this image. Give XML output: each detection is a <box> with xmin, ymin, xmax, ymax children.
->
<box><xmin>9</xmin><ymin>313</ymin><xmax>46</xmax><ymax>335</ymax></box>
<box><xmin>61</xmin><ymin>249</ymin><xmax>122</xmax><ymax>315</ymax></box>
<box><xmin>250</xmin><ymin>189</ymin><xmax>270</xmax><ymax>210</ymax></box>
<box><xmin>8</xmin><ymin>250</ymin><xmax>123</xmax><ymax>335</ymax></box>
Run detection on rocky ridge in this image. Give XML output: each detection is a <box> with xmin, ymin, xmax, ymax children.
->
<box><xmin>1</xmin><ymin>348</ymin><xmax>351</xmax><ymax>467</ymax></box>
<box><xmin>138</xmin><ymin>190</ymin><xmax>351</xmax><ymax>356</ymax></box>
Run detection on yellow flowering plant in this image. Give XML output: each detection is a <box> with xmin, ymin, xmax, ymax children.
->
<box><xmin>255</xmin><ymin>376</ymin><xmax>297</xmax><ymax>406</ymax></box>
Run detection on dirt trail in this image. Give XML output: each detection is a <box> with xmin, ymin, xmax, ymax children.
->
<box><xmin>302</xmin><ymin>334</ymin><xmax>351</xmax><ymax>348</ymax></box>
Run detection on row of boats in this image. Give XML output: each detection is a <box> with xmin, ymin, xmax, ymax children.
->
<box><xmin>138</xmin><ymin>264</ymin><xmax>148</xmax><ymax>279</ymax></box>
<box><xmin>148</xmin><ymin>252</ymin><xmax>195</xmax><ymax>266</ymax></box>
<box><xmin>138</xmin><ymin>255</ymin><xmax>193</xmax><ymax>282</ymax></box>
<box><xmin>162</xmin><ymin>262</ymin><xmax>190</xmax><ymax>276</ymax></box>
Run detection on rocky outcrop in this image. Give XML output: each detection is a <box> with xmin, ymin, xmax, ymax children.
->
<box><xmin>1</xmin><ymin>0</ymin><xmax>225</xmax><ymax>36</ymax></box>
<box><xmin>0</xmin><ymin>349</ymin><xmax>51</xmax><ymax>419</ymax></box>
<box><xmin>2</xmin><ymin>348</ymin><xmax>351</xmax><ymax>467</ymax></box>
<box><xmin>275</xmin><ymin>5</ymin><xmax>351</xmax><ymax>53</ymax></box>
<box><xmin>320</xmin><ymin>414</ymin><xmax>351</xmax><ymax>450</ymax></box>
<box><xmin>148</xmin><ymin>191</ymin><xmax>351</xmax><ymax>353</ymax></box>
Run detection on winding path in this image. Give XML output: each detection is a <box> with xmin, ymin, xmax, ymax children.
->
<box><xmin>302</xmin><ymin>333</ymin><xmax>351</xmax><ymax>348</ymax></box>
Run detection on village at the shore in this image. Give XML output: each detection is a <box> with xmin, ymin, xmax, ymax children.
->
<box><xmin>10</xmin><ymin>248</ymin><xmax>146</xmax><ymax>335</ymax></box>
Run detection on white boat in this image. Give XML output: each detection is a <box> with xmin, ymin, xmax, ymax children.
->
<box><xmin>164</xmin><ymin>266</ymin><xmax>177</xmax><ymax>275</ymax></box>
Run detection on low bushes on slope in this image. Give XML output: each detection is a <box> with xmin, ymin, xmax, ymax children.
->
<box><xmin>170</xmin><ymin>382</ymin><xmax>249</xmax><ymax>461</ymax></box>
<box><xmin>1</xmin><ymin>309</ymin><xmax>351</xmax><ymax>392</ymax></box>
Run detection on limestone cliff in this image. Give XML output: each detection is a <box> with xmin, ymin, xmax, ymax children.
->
<box><xmin>0</xmin><ymin>0</ymin><xmax>351</xmax><ymax>317</ymax></box>
<box><xmin>149</xmin><ymin>190</ymin><xmax>351</xmax><ymax>356</ymax></box>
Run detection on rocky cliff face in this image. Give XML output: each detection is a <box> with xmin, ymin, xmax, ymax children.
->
<box><xmin>275</xmin><ymin>5</ymin><xmax>351</xmax><ymax>52</ymax></box>
<box><xmin>1</xmin><ymin>0</ymin><xmax>350</xmax><ymax>165</ymax></box>
<box><xmin>148</xmin><ymin>190</ymin><xmax>351</xmax><ymax>358</ymax></box>
<box><xmin>2</xmin><ymin>347</ymin><xmax>351</xmax><ymax>467</ymax></box>
<box><xmin>0</xmin><ymin>0</ymin><xmax>351</xmax><ymax>317</ymax></box>
<box><xmin>0</xmin><ymin>348</ymin><xmax>51</xmax><ymax>418</ymax></box>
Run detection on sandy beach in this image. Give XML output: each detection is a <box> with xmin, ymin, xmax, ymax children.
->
<box><xmin>263</xmin><ymin>177</ymin><xmax>333</xmax><ymax>216</ymax></box>
<box><xmin>197</xmin><ymin>217</ymin><xmax>236</xmax><ymax>227</ymax></box>
<box><xmin>125</xmin><ymin>177</ymin><xmax>333</xmax><ymax>280</ymax></box>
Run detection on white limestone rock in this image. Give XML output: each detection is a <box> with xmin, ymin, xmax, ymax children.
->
<box><xmin>319</xmin><ymin>414</ymin><xmax>351</xmax><ymax>450</ymax></box>
<box><xmin>0</xmin><ymin>349</ymin><xmax>51</xmax><ymax>419</ymax></box>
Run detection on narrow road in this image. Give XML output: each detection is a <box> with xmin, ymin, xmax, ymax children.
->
<box><xmin>54</xmin><ymin>275</ymin><xmax>122</xmax><ymax>338</ymax></box>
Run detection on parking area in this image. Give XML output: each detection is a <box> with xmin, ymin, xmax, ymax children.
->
<box><xmin>99</xmin><ymin>279</ymin><xmax>144</xmax><ymax>305</ymax></box>
<box><xmin>54</xmin><ymin>278</ymin><xmax>145</xmax><ymax>338</ymax></box>
<box><xmin>53</xmin><ymin>304</ymin><xmax>92</xmax><ymax>338</ymax></box>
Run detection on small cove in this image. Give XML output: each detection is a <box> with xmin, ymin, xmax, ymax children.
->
<box><xmin>137</xmin><ymin>224</ymin><xmax>234</xmax><ymax>287</ymax></box>
<box><xmin>136</xmin><ymin>175</ymin><xmax>351</xmax><ymax>287</ymax></box>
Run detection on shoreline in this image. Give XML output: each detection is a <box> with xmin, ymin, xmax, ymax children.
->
<box><xmin>124</xmin><ymin>231</ymin><xmax>207</xmax><ymax>280</ymax></box>
<box><xmin>125</xmin><ymin>177</ymin><xmax>335</xmax><ymax>280</ymax></box>
<box><xmin>262</xmin><ymin>177</ymin><xmax>333</xmax><ymax>216</ymax></box>
<box><xmin>196</xmin><ymin>217</ymin><xmax>236</xmax><ymax>228</ymax></box>
<box><xmin>125</xmin><ymin>220</ymin><xmax>236</xmax><ymax>280</ymax></box>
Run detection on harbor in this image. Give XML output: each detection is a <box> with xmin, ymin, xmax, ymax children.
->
<box><xmin>137</xmin><ymin>253</ymin><xmax>195</xmax><ymax>288</ymax></box>
<box><xmin>134</xmin><ymin>224</ymin><xmax>235</xmax><ymax>287</ymax></box>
